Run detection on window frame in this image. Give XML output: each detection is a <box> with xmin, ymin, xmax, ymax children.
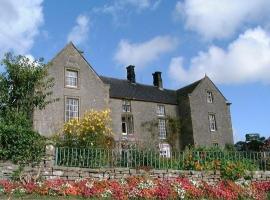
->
<box><xmin>206</xmin><ymin>91</ymin><xmax>214</xmax><ymax>103</ymax></box>
<box><xmin>122</xmin><ymin>99</ymin><xmax>131</xmax><ymax>113</ymax></box>
<box><xmin>121</xmin><ymin>114</ymin><xmax>134</xmax><ymax>135</ymax></box>
<box><xmin>208</xmin><ymin>113</ymin><xmax>217</xmax><ymax>132</ymax></box>
<box><xmin>65</xmin><ymin>68</ymin><xmax>79</xmax><ymax>88</ymax></box>
<box><xmin>159</xmin><ymin>143</ymin><xmax>171</xmax><ymax>158</ymax></box>
<box><xmin>157</xmin><ymin>105</ymin><xmax>165</xmax><ymax>117</ymax></box>
<box><xmin>64</xmin><ymin>96</ymin><xmax>80</xmax><ymax>122</ymax></box>
<box><xmin>158</xmin><ymin>118</ymin><xmax>167</xmax><ymax>139</ymax></box>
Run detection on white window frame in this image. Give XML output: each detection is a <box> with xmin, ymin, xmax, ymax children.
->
<box><xmin>65</xmin><ymin>69</ymin><xmax>78</xmax><ymax>88</ymax></box>
<box><xmin>122</xmin><ymin>100</ymin><xmax>131</xmax><ymax>113</ymax></box>
<box><xmin>122</xmin><ymin>121</ymin><xmax>127</xmax><ymax>135</ymax></box>
<box><xmin>65</xmin><ymin>97</ymin><xmax>79</xmax><ymax>122</ymax></box>
<box><xmin>157</xmin><ymin>105</ymin><xmax>165</xmax><ymax>116</ymax></box>
<box><xmin>207</xmin><ymin>91</ymin><xmax>214</xmax><ymax>103</ymax></box>
<box><xmin>121</xmin><ymin>114</ymin><xmax>134</xmax><ymax>135</ymax></box>
<box><xmin>209</xmin><ymin>114</ymin><xmax>217</xmax><ymax>132</ymax></box>
<box><xmin>159</xmin><ymin>143</ymin><xmax>171</xmax><ymax>158</ymax></box>
<box><xmin>158</xmin><ymin>118</ymin><xmax>167</xmax><ymax>139</ymax></box>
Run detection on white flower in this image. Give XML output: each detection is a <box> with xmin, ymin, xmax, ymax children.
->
<box><xmin>138</xmin><ymin>179</ymin><xmax>155</xmax><ymax>189</ymax></box>
<box><xmin>101</xmin><ymin>189</ymin><xmax>112</xmax><ymax>198</ymax></box>
<box><xmin>85</xmin><ymin>181</ymin><xmax>93</xmax><ymax>188</ymax></box>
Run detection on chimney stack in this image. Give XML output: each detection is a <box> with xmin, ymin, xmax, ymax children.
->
<box><xmin>126</xmin><ymin>65</ymin><xmax>136</xmax><ymax>83</ymax></box>
<box><xmin>152</xmin><ymin>71</ymin><xmax>163</xmax><ymax>89</ymax></box>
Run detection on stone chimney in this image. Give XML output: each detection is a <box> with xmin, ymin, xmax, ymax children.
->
<box><xmin>126</xmin><ymin>65</ymin><xmax>136</xmax><ymax>83</ymax></box>
<box><xmin>152</xmin><ymin>71</ymin><xmax>163</xmax><ymax>89</ymax></box>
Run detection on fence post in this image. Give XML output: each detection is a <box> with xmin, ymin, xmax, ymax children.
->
<box><xmin>45</xmin><ymin>144</ymin><xmax>56</xmax><ymax>168</ymax></box>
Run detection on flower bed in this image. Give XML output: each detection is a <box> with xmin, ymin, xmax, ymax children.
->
<box><xmin>0</xmin><ymin>177</ymin><xmax>270</xmax><ymax>200</ymax></box>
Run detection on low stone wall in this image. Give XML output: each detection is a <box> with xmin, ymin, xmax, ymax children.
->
<box><xmin>0</xmin><ymin>145</ymin><xmax>270</xmax><ymax>183</ymax></box>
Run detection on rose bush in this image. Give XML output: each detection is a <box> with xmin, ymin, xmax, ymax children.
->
<box><xmin>0</xmin><ymin>177</ymin><xmax>269</xmax><ymax>200</ymax></box>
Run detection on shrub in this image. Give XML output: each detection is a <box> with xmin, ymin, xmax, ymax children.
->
<box><xmin>220</xmin><ymin>159</ymin><xmax>256</xmax><ymax>180</ymax></box>
<box><xmin>54</xmin><ymin>109</ymin><xmax>114</xmax><ymax>149</ymax></box>
<box><xmin>0</xmin><ymin>124</ymin><xmax>45</xmax><ymax>163</ymax></box>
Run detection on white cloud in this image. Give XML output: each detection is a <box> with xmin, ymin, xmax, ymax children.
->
<box><xmin>67</xmin><ymin>15</ymin><xmax>90</xmax><ymax>45</ymax></box>
<box><xmin>168</xmin><ymin>27</ymin><xmax>270</xmax><ymax>85</ymax></box>
<box><xmin>0</xmin><ymin>0</ymin><xmax>44</xmax><ymax>55</ymax></box>
<box><xmin>94</xmin><ymin>0</ymin><xmax>161</xmax><ymax>24</ymax></box>
<box><xmin>175</xmin><ymin>0</ymin><xmax>270</xmax><ymax>40</ymax></box>
<box><xmin>115</xmin><ymin>36</ymin><xmax>178</xmax><ymax>68</ymax></box>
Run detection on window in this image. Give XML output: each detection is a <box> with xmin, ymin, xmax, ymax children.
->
<box><xmin>157</xmin><ymin>105</ymin><xmax>165</xmax><ymax>116</ymax></box>
<box><xmin>65</xmin><ymin>70</ymin><xmax>78</xmax><ymax>88</ymax></box>
<box><xmin>158</xmin><ymin>119</ymin><xmax>166</xmax><ymax>139</ymax></box>
<box><xmin>65</xmin><ymin>98</ymin><xmax>79</xmax><ymax>121</ymax></box>
<box><xmin>159</xmin><ymin>143</ymin><xmax>171</xmax><ymax>158</ymax></box>
<box><xmin>121</xmin><ymin>115</ymin><xmax>134</xmax><ymax>135</ymax></box>
<box><xmin>209</xmin><ymin>114</ymin><xmax>217</xmax><ymax>132</ymax></box>
<box><xmin>122</xmin><ymin>100</ymin><xmax>131</xmax><ymax>113</ymax></box>
<box><xmin>213</xmin><ymin>143</ymin><xmax>219</xmax><ymax>147</ymax></box>
<box><xmin>207</xmin><ymin>91</ymin><xmax>213</xmax><ymax>103</ymax></box>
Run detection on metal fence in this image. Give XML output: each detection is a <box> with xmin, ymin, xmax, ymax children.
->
<box><xmin>55</xmin><ymin>147</ymin><xmax>270</xmax><ymax>171</ymax></box>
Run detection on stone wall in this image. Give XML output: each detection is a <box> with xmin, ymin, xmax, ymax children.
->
<box><xmin>0</xmin><ymin>145</ymin><xmax>270</xmax><ymax>183</ymax></box>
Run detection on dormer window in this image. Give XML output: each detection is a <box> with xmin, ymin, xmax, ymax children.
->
<box><xmin>65</xmin><ymin>69</ymin><xmax>78</xmax><ymax>88</ymax></box>
<box><xmin>207</xmin><ymin>91</ymin><xmax>213</xmax><ymax>103</ymax></box>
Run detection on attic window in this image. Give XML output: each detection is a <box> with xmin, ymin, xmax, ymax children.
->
<box><xmin>66</xmin><ymin>69</ymin><xmax>78</xmax><ymax>88</ymax></box>
<box><xmin>207</xmin><ymin>91</ymin><xmax>213</xmax><ymax>103</ymax></box>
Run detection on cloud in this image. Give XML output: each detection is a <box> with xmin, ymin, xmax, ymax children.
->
<box><xmin>94</xmin><ymin>0</ymin><xmax>161</xmax><ymax>24</ymax></box>
<box><xmin>0</xmin><ymin>0</ymin><xmax>44</xmax><ymax>55</ymax></box>
<box><xmin>175</xmin><ymin>0</ymin><xmax>270</xmax><ymax>40</ymax></box>
<box><xmin>115</xmin><ymin>36</ymin><xmax>178</xmax><ymax>68</ymax></box>
<box><xmin>67</xmin><ymin>15</ymin><xmax>90</xmax><ymax>45</ymax></box>
<box><xmin>168</xmin><ymin>27</ymin><xmax>270</xmax><ymax>85</ymax></box>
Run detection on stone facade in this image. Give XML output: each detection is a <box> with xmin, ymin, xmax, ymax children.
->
<box><xmin>33</xmin><ymin>42</ymin><xmax>234</xmax><ymax>150</ymax></box>
<box><xmin>109</xmin><ymin>98</ymin><xmax>178</xmax><ymax>147</ymax></box>
<box><xmin>33</xmin><ymin>43</ymin><xmax>110</xmax><ymax>137</ymax></box>
<box><xmin>189</xmin><ymin>78</ymin><xmax>233</xmax><ymax>147</ymax></box>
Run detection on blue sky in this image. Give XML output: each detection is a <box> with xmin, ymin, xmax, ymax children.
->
<box><xmin>0</xmin><ymin>0</ymin><xmax>270</xmax><ymax>141</ymax></box>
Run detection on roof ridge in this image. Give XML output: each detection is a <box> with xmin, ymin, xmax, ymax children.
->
<box><xmin>100</xmin><ymin>75</ymin><xmax>176</xmax><ymax>92</ymax></box>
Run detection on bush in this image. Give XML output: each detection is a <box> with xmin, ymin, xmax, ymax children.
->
<box><xmin>220</xmin><ymin>159</ymin><xmax>256</xmax><ymax>180</ymax></box>
<box><xmin>54</xmin><ymin>109</ymin><xmax>115</xmax><ymax>149</ymax></box>
<box><xmin>0</xmin><ymin>124</ymin><xmax>45</xmax><ymax>163</ymax></box>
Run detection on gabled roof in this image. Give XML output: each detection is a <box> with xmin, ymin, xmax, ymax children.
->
<box><xmin>176</xmin><ymin>78</ymin><xmax>203</xmax><ymax>98</ymax></box>
<box><xmin>100</xmin><ymin>76</ymin><xmax>178</xmax><ymax>105</ymax></box>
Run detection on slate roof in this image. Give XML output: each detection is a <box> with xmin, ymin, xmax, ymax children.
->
<box><xmin>100</xmin><ymin>76</ymin><xmax>178</xmax><ymax>105</ymax></box>
<box><xmin>176</xmin><ymin>78</ymin><xmax>203</xmax><ymax>98</ymax></box>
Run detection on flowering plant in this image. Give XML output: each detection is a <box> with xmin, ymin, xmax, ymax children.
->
<box><xmin>0</xmin><ymin>177</ymin><xmax>269</xmax><ymax>199</ymax></box>
<box><xmin>54</xmin><ymin>109</ymin><xmax>114</xmax><ymax>149</ymax></box>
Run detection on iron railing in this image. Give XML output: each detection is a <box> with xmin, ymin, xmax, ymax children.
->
<box><xmin>55</xmin><ymin>147</ymin><xmax>270</xmax><ymax>170</ymax></box>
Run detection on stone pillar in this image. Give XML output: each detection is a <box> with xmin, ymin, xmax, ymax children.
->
<box><xmin>45</xmin><ymin>144</ymin><xmax>56</xmax><ymax>168</ymax></box>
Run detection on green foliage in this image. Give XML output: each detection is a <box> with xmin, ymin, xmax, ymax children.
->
<box><xmin>54</xmin><ymin>110</ymin><xmax>115</xmax><ymax>149</ymax></box>
<box><xmin>220</xmin><ymin>159</ymin><xmax>256</xmax><ymax>180</ymax></box>
<box><xmin>0</xmin><ymin>52</ymin><xmax>56</xmax><ymax>123</ymax></box>
<box><xmin>11</xmin><ymin>165</ymin><xmax>24</xmax><ymax>181</ymax></box>
<box><xmin>0</xmin><ymin>53</ymin><xmax>55</xmax><ymax>163</ymax></box>
<box><xmin>0</xmin><ymin>122</ymin><xmax>46</xmax><ymax>163</ymax></box>
<box><xmin>166</xmin><ymin>116</ymin><xmax>181</xmax><ymax>151</ymax></box>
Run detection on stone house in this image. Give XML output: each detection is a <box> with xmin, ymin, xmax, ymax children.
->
<box><xmin>34</xmin><ymin>42</ymin><xmax>234</xmax><ymax>154</ymax></box>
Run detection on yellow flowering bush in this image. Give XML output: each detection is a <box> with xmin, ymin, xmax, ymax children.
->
<box><xmin>55</xmin><ymin>109</ymin><xmax>114</xmax><ymax>149</ymax></box>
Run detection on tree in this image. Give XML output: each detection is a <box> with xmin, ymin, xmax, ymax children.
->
<box><xmin>0</xmin><ymin>53</ymin><xmax>55</xmax><ymax>124</ymax></box>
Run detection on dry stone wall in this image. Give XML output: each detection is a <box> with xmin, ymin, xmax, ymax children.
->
<box><xmin>0</xmin><ymin>145</ymin><xmax>270</xmax><ymax>183</ymax></box>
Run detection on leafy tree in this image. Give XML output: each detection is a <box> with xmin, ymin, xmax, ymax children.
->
<box><xmin>0</xmin><ymin>53</ymin><xmax>55</xmax><ymax>162</ymax></box>
<box><xmin>0</xmin><ymin>53</ymin><xmax>55</xmax><ymax>124</ymax></box>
